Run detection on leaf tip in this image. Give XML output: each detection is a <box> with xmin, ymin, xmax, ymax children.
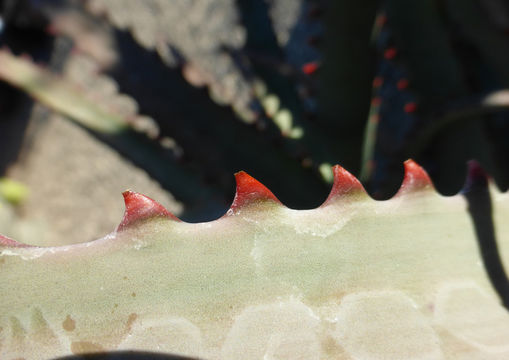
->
<box><xmin>229</xmin><ymin>171</ymin><xmax>281</xmax><ymax>212</ymax></box>
<box><xmin>117</xmin><ymin>190</ymin><xmax>179</xmax><ymax>231</ymax></box>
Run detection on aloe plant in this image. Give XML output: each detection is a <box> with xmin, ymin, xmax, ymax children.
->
<box><xmin>2</xmin><ymin>1</ymin><xmax>509</xmax><ymax>359</ymax></box>
<box><xmin>2</xmin><ymin>160</ymin><xmax>509</xmax><ymax>359</ymax></box>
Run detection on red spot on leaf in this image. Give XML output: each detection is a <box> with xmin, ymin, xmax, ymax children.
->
<box><xmin>302</xmin><ymin>62</ymin><xmax>320</xmax><ymax>75</ymax></box>
<box><xmin>384</xmin><ymin>48</ymin><xmax>397</xmax><ymax>60</ymax></box>
<box><xmin>397</xmin><ymin>79</ymin><xmax>409</xmax><ymax>90</ymax></box>
<box><xmin>404</xmin><ymin>102</ymin><xmax>417</xmax><ymax>113</ymax></box>
<box><xmin>373</xmin><ymin>76</ymin><xmax>384</xmax><ymax>88</ymax></box>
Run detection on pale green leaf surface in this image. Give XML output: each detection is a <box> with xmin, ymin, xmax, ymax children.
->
<box><xmin>2</xmin><ymin>169</ymin><xmax>509</xmax><ymax>359</ymax></box>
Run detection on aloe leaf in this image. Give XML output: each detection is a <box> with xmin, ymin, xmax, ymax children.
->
<box><xmin>1</xmin><ymin>161</ymin><xmax>509</xmax><ymax>359</ymax></box>
<box><xmin>0</xmin><ymin>49</ymin><xmax>231</xmax><ymax>219</ymax></box>
<box><xmin>0</xmin><ymin>49</ymin><xmax>127</xmax><ymax>134</ymax></box>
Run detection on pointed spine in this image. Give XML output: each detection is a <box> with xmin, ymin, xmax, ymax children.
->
<box><xmin>229</xmin><ymin>171</ymin><xmax>282</xmax><ymax>212</ymax></box>
<box><xmin>0</xmin><ymin>234</ymin><xmax>33</xmax><ymax>248</ymax></box>
<box><xmin>322</xmin><ymin>165</ymin><xmax>368</xmax><ymax>206</ymax></box>
<box><xmin>396</xmin><ymin>160</ymin><xmax>434</xmax><ymax>195</ymax></box>
<box><xmin>117</xmin><ymin>191</ymin><xmax>180</xmax><ymax>231</ymax></box>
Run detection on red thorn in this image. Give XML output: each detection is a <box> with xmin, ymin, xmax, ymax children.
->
<box><xmin>323</xmin><ymin>165</ymin><xmax>367</xmax><ymax>205</ymax></box>
<box><xmin>384</xmin><ymin>48</ymin><xmax>397</xmax><ymax>60</ymax></box>
<box><xmin>397</xmin><ymin>78</ymin><xmax>409</xmax><ymax>90</ymax></box>
<box><xmin>397</xmin><ymin>160</ymin><xmax>433</xmax><ymax>194</ymax></box>
<box><xmin>373</xmin><ymin>76</ymin><xmax>384</xmax><ymax>88</ymax></box>
<box><xmin>0</xmin><ymin>234</ymin><xmax>33</xmax><ymax>248</ymax></box>
<box><xmin>302</xmin><ymin>62</ymin><xmax>320</xmax><ymax>75</ymax></box>
<box><xmin>117</xmin><ymin>191</ymin><xmax>180</xmax><ymax>231</ymax></box>
<box><xmin>404</xmin><ymin>102</ymin><xmax>417</xmax><ymax>113</ymax></box>
<box><xmin>229</xmin><ymin>171</ymin><xmax>281</xmax><ymax>211</ymax></box>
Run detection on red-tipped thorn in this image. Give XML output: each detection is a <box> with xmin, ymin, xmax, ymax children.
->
<box><xmin>229</xmin><ymin>171</ymin><xmax>281</xmax><ymax>211</ymax></box>
<box><xmin>117</xmin><ymin>191</ymin><xmax>180</xmax><ymax>231</ymax></box>
<box><xmin>323</xmin><ymin>165</ymin><xmax>367</xmax><ymax>206</ymax></box>
<box><xmin>0</xmin><ymin>234</ymin><xmax>32</xmax><ymax>248</ymax></box>
<box><xmin>397</xmin><ymin>160</ymin><xmax>433</xmax><ymax>195</ymax></box>
<box><xmin>302</xmin><ymin>61</ymin><xmax>320</xmax><ymax>75</ymax></box>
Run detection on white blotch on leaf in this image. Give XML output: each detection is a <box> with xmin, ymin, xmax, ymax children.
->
<box><xmin>434</xmin><ymin>281</ymin><xmax>509</xmax><ymax>353</ymax></box>
<box><xmin>118</xmin><ymin>315</ymin><xmax>203</xmax><ymax>358</ymax></box>
<box><xmin>221</xmin><ymin>298</ymin><xmax>321</xmax><ymax>360</ymax></box>
<box><xmin>332</xmin><ymin>290</ymin><xmax>443</xmax><ymax>360</ymax></box>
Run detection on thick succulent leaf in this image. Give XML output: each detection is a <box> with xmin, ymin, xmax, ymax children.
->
<box><xmin>1</xmin><ymin>161</ymin><xmax>509</xmax><ymax>359</ymax></box>
<box><xmin>87</xmin><ymin>0</ymin><xmax>255</xmax><ymax>120</ymax></box>
<box><xmin>0</xmin><ymin>49</ymin><xmax>233</xmax><ymax>220</ymax></box>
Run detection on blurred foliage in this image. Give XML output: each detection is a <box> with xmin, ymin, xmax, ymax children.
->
<box><xmin>1</xmin><ymin>0</ymin><xmax>509</xmax><ymax>221</ymax></box>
